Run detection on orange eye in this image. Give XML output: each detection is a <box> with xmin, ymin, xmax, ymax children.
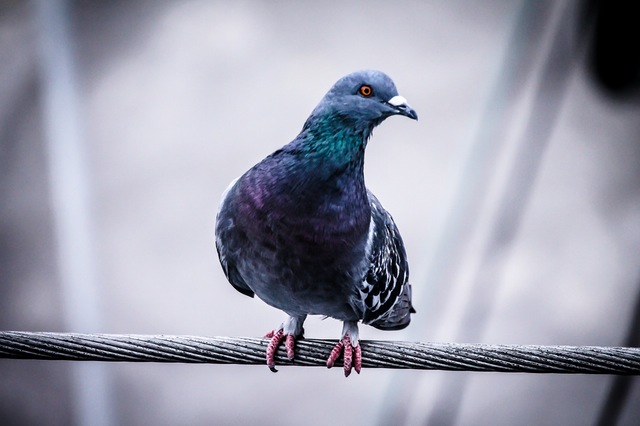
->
<box><xmin>358</xmin><ymin>85</ymin><xmax>373</xmax><ymax>97</ymax></box>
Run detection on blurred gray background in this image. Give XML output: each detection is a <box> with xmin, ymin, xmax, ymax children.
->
<box><xmin>1</xmin><ymin>0</ymin><xmax>639</xmax><ymax>425</ymax></box>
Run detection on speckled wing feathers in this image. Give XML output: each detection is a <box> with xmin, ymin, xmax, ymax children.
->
<box><xmin>359</xmin><ymin>192</ymin><xmax>413</xmax><ymax>330</ymax></box>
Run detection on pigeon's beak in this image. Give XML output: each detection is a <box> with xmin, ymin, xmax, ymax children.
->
<box><xmin>388</xmin><ymin>95</ymin><xmax>418</xmax><ymax>120</ymax></box>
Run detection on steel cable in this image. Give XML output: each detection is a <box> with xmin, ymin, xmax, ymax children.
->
<box><xmin>0</xmin><ymin>332</ymin><xmax>639</xmax><ymax>374</ymax></box>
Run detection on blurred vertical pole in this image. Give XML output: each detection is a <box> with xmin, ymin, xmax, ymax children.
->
<box><xmin>34</xmin><ymin>1</ymin><xmax>112</xmax><ymax>426</ymax></box>
<box><xmin>423</xmin><ymin>0</ymin><xmax>584</xmax><ymax>424</ymax></box>
<box><xmin>378</xmin><ymin>0</ymin><xmax>588</xmax><ymax>424</ymax></box>
<box><xmin>413</xmin><ymin>0</ymin><xmax>552</xmax><ymax>334</ymax></box>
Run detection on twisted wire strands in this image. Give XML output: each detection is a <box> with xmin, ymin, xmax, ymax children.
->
<box><xmin>0</xmin><ymin>332</ymin><xmax>639</xmax><ymax>374</ymax></box>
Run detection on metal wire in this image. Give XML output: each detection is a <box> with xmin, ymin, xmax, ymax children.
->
<box><xmin>1</xmin><ymin>332</ymin><xmax>639</xmax><ymax>374</ymax></box>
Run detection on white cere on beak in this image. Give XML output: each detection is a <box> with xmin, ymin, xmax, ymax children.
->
<box><xmin>388</xmin><ymin>95</ymin><xmax>408</xmax><ymax>107</ymax></box>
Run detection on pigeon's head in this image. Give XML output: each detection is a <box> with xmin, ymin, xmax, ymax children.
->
<box><xmin>306</xmin><ymin>70</ymin><xmax>418</xmax><ymax>136</ymax></box>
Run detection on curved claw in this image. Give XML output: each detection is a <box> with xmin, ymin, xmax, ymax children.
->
<box><xmin>266</xmin><ymin>329</ymin><xmax>284</xmax><ymax>373</ymax></box>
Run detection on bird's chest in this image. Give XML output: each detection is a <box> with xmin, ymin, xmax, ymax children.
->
<box><xmin>232</xmin><ymin>171</ymin><xmax>371</xmax><ymax>292</ymax></box>
<box><xmin>242</xmin><ymin>180</ymin><xmax>369</xmax><ymax>261</ymax></box>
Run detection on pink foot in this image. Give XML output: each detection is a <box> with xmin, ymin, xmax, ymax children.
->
<box><xmin>326</xmin><ymin>333</ymin><xmax>362</xmax><ymax>377</ymax></box>
<box><xmin>264</xmin><ymin>329</ymin><xmax>297</xmax><ymax>372</ymax></box>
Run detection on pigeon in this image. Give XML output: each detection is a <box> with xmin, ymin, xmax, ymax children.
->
<box><xmin>215</xmin><ymin>70</ymin><xmax>417</xmax><ymax>376</ymax></box>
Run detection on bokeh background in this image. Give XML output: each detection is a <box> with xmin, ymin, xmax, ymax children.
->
<box><xmin>1</xmin><ymin>0</ymin><xmax>639</xmax><ymax>425</ymax></box>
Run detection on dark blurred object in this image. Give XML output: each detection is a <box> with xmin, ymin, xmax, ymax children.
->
<box><xmin>583</xmin><ymin>0</ymin><xmax>640</xmax><ymax>97</ymax></box>
<box><xmin>585</xmin><ymin>1</ymin><xmax>640</xmax><ymax>423</ymax></box>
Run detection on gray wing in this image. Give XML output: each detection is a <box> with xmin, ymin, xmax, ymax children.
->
<box><xmin>215</xmin><ymin>178</ymin><xmax>255</xmax><ymax>298</ymax></box>
<box><xmin>360</xmin><ymin>192</ymin><xmax>414</xmax><ymax>330</ymax></box>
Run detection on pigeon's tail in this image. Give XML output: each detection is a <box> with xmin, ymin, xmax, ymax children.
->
<box><xmin>368</xmin><ymin>283</ymin><xmax>415</xmax><ymax>331</ymax></box>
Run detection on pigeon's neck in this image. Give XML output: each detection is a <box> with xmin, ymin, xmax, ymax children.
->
<box><xmin>297</xmin><ymin>113</ymin><xmax>373</xmax><ymax>169</ymax></box>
